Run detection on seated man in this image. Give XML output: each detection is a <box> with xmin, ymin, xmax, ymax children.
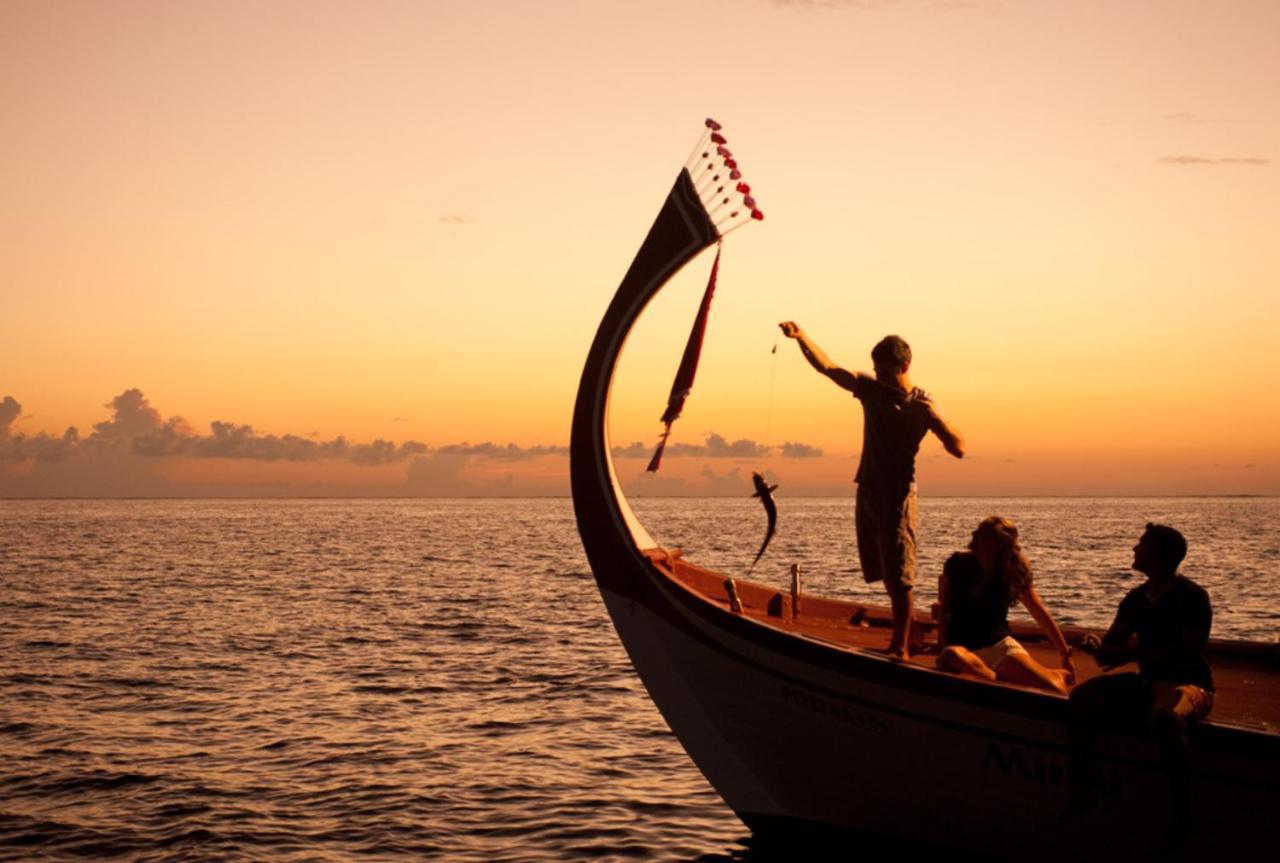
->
<box><xmin>1067</xmin><ymin>523</ymin><xmax>1213</xmax><ymax>843</ymax></box>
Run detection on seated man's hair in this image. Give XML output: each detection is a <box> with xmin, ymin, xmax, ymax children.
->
<box><xmin>871</xmin><ymin>335</ymin><xmax>912</xmax><ymax>371</ymax></box>
<box><xmin>1144</xmin><ymin>523</ymin><xmax>1187</xmax><ymax>568</ymax></box>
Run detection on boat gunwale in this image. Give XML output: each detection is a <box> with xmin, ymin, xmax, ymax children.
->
<box><xmin>636</xmin><ymin>546</ymin><xmax>1280</xmax><ymax>759</ymax></box>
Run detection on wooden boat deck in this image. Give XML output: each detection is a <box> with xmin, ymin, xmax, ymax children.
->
<box><xmin>646</xmin><ymin>549</ymin><xmax>1280</xmax><ymax>735</ymax></box>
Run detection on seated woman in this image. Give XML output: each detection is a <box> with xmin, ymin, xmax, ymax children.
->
<box><xmin>936</xmin><ymin>516</ymin><xmax>1076</xmax><ymax>695</ymax></box>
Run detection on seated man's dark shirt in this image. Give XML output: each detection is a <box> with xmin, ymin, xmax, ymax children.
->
<box><xmin>1111</xmin><ymin>576</ymin><xmax>1213</xmax><ymax>692</ymax></box>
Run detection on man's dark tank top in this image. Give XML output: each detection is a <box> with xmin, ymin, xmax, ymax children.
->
<box><xmin>944</xmin><ymin>552</ymin><xmax>1013</xmax><ymax>650</ymax></box>
<box><xmin>850</xmin><ymin>378</ymin><xmax>930</xmax><ymax>493</ymax></box>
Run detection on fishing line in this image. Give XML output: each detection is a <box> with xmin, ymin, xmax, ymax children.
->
<box><xmin>764</xmin><ymin>338</ymin><xmax>779</xmax><ymax>447</ymax></box>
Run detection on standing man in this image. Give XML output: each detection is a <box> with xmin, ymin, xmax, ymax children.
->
<box><xmin>779</xmin><ymin>324</ymin><xmax>965</xmax><ymax>659</ymax></box>
<box><xmin>1067</xmin><ymin>524</ymin><xmax>1214</xmax><ymax>844</ymax></box>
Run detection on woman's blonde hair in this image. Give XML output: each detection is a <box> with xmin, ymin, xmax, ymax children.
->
<box><xmin>974</xmin><ymin>516</ymin><xmax>1033</xmax><ymax>605</ymax></box>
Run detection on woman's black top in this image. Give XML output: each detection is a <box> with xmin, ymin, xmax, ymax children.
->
<box><xmin>943</xmin><ymin>552</ymin><xmax>1012</xmax><ymax>650</ymax></box>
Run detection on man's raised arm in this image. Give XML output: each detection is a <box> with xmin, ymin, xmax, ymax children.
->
<box><xmin>778</xmin><ymin>322</ymin><xmax>861</xmax><ymax>392</ymax></box>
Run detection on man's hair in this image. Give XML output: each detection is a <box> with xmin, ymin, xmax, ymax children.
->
<box><xmin>871</xmin><ymin>335</ymin><xmax>911</xmax><ymax>371</ymax></box>
<box><xmin>1143</xmin><ymin>523</ymin><xmax>1187</xmax><ymax>568</ymax></box>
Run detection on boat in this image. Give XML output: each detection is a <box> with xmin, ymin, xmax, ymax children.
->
<box><xmin>568</xmin><ymin>122</ymin><xmax>1280</xmax><ymax>859</ymax></box>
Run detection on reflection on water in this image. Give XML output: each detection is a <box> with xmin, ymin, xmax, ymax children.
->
<box><xmin>1</xmin><ymin>498</ymin><xmax>1275</xmax><ymax>861</ymax></box>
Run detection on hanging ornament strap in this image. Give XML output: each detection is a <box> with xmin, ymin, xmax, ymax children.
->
<box><xmin>647</xmin><ymin>243</ymin><xmax>721</xmax><ymax>473</ymax></box>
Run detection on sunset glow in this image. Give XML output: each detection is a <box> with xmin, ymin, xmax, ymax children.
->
<box><xmin>3</xmin><ymin>1</ymin><xmax>1277</xmax><ymax>496</ymax></box>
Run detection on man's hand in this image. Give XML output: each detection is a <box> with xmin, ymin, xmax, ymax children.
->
<box><xmin>776</xmin><ymin>322</ymin><xmax>859</xmax><ymax>392</ymax></box>
<box><xmin>1080</xmin><ymin>633</ymin><xmax>1122</xmax><ymax>668</ymax></box>
<box><xmin>1081</xmin><ymin>632</ymin><xmax>1125</xmax><ymax>668</ymax></box>
<box><xmin>1084</xmin><ymin>627</ymin><xmax>1136</xmax><ymax>670</ymax></box>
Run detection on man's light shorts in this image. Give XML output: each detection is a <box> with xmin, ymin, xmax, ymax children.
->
<box><xmin>855</xmin><ymin>484</ymin><xmax>918</xmax><ymax>591</ymax></box>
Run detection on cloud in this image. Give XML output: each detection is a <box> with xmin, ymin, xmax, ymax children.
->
<box><xmin>2</xmin><ymin>389</ymin><xmax>429</xmax><ymax>467</ymax></box>
<box><xmin>91</xmin><ymin>388</ymin><xmax>164</xmax><ymax>443</ymax></box>
<box><xmin>613</xmin><ymin>433</ymin><xmax>825</xmax><ymax>460</ymax></box>
<box><xmin>0</xmin><ymin>396</ymin><xmax>82</xmax><ymax>463</ymax></box>
<box><xmin>612</xmin><ymin>432</ymin><xmax>771</xmax><ymax>459</ymax></box>
<box><xmin>0</xmin><ymin>427</ymin><xmax>81</xmax><ymax>464</ymax></box>
<box><xmin>436</xmin><ymin>442</ymin><xmax>570</xmax><ymax>460</ymax></box>
<box><xmin>3</xmin><ymin>393</ymin><xmax>842</xmax><ymax>497</ymax></box>
<box><xmin>1158</xmin><ymin>155</ymin><xmax>1269</xmax><ymax>167</ymax></box>
<box><xmin>0</xmin><ymin>397</ymin><xmax>20</xmax><ymax>436</ymax></box>
<box><xmin>612</xmin><ymin>441</ymin><xmax>652</xmax><ymax>459</ymax></box>
<box><xmin>4</xmin><ymin>390</ymin><xmax>576</xmax><ymax>481</ymax></box>
<box><xmin>132</xmin><ymin>420</ymin><xmax>427</xmax><ymax>464</ymax></box>
<box><xmin>780</xmin><ymin>441</ymin><xmax>824</xmax><ymax>459</ymax></box>
<box><xmin>439</xmin><ymin>214</ymin><xmax>477</xmax><ymax>224</ymax></box>
<box><xmin>702</xmin><ymin>433</ymin><xmax>771</xmax><ymax>458</ymax></box>
<box><xmin>402</xmin><ymin>435</ymin><xmax>788</xmax><ymax>496</ymax></box>
<box><xmin>350</xmin><ymin>439</ymin><xmax>429</xmax><ymax>464</ymax></box>
<box><xmin>700</xmin><ymin>465</ymin><xmax>793</xmax><ymax>495</ymax></box>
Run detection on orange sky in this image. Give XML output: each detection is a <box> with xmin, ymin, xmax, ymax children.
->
<box><xmin>2</xmin><ymin>1</ymin><xmax>1277</xmax><ymax>496</ymax></box>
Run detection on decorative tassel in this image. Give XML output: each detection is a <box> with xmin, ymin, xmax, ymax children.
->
<box><xmin>646</xmin><ymin>426</ymin><xmax>671</xmax><ymax>473</ymax></box>
<box><xmin>646</xmin><ymin>245</ymin><xmax>721</xmax><ymax>472</ymax></box>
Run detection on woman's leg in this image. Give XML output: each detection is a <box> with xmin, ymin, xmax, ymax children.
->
<box><xmin>937</xmin><ymin>646</ymin><xmax>997</xmax><ymax>680</ymax></box>
<box><xmin>995</xmin><ymin>651</ymin><xmax>1069</xmax><ymax>695</ymax></box>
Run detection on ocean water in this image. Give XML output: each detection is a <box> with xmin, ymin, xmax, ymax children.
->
<box><xmin>1</xmin><ymin>497</ymin><xmax>1276</xmax><ymax>861</ymax></box>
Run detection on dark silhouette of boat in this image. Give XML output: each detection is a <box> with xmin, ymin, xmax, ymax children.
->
<box><xmin>569</xmin><ymin>136</ymin><xmax>1280</xmax><ymax>859</ymax></box>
